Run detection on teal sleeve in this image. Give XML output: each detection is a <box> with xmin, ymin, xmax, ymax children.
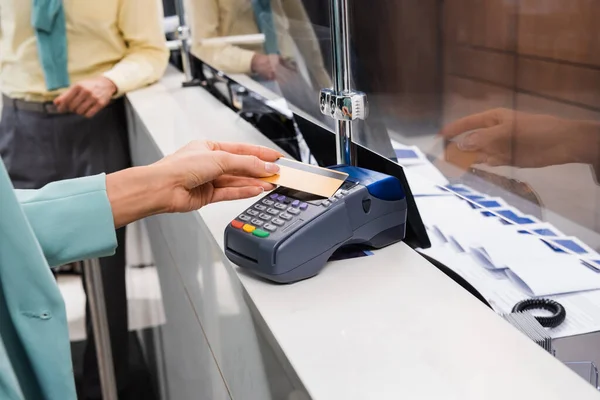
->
<box><xmin>16</xmin><ymin>174</ymin><xmax>118</xmax><ymax>267</ymax></box>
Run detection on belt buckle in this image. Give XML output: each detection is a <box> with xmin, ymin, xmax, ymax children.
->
<box><xmin>43</xmin><ymin>101</ymin><xmax>57</xmax><ymax>114</ymax></box>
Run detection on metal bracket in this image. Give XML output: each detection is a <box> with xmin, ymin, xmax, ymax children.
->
<box><xmin>319</xmin><ymin>89</ymin><xmax>369</xmax><ymax>121</ymax></box>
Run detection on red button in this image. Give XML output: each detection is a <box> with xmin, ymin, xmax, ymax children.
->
<box><xmin>231</xmin><ymin>220</ymin><xmax>244</xmax><ymax>229</ymax></box>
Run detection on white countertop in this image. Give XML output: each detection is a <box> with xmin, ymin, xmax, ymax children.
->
<box><xmin>126</xmin><ymin>66</ymin><xmax>600</xmax><ymax>400</ymax></box>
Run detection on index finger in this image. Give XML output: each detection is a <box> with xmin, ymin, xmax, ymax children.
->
<box><xmin>213</xmin><ymin>152</ymin><xmax>280</xmax><ymax>178</ymax></box>
<box><xmin>207</xmin><ymin>141</ymin><xmax>283</xmax><ymax>162</ymax></box>
<box><xmin>438</xmin><ymin>111</ymin><xmax>493</xmax><ymax>139</ymax></box>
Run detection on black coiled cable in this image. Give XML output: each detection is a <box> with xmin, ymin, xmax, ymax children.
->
<box><xmin>512</xmin><ymin>298</ymin><xmax>566</xmax><ymax>328</ymax></box>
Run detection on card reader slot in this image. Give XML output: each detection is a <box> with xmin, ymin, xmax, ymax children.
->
<box><xmin>226</xmin><ymin>247</ymin><xmax>258</xmax><ymax>264</ymax></box>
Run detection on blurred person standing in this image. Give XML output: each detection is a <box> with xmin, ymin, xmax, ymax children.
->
<box><xmin>0</xmin><ymin>1</ymin><xmax>169</xmax><ymax>399</ymax></box>
<box><xmin>188</xmin><ymin>0</ymin><xmax>331</xmax><ymax>113</ymax></box>
<box><xmin>188</xmin><ymin>0</ymin><xmax>398</xmax><ymax>161</ymax></box>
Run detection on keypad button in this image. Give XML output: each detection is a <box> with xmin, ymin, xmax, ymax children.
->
<box><xmin>322</xmin><ymin>200</ymin><xmax>331</xmax><ymax>207</ymax></box>
<box><xmin>231</xmin><ymin>220</ymin><xmax>244</xmax><ymax>229</ymax></box>
<box><xmin>247</xmin><ymin>209</ymin><xmax>259</xmax><ymax>216</ymax></box>
<box><xmin>270</xmin><ymin>193</ymin><xmax>279</xmax><ymax>200</ymax></box>
<box><xmin>243</xmin><ymin>224</ymin><xmax>255</xmax><ymax>233</ymax></box>
<box><xmin>264</xmin><ymin>224</ymin><xmax>277</xmax><ymax>232</ymax></box>
<box><xmin>280</xmin><ymin>213</ymin><xmax>292</xmax><ymax>221</ymax></box>
<box><xmin>335</xmin><ymin>192</ymin><xmax>344</xmax><ymax>198</ymax></box>
<box><xmin>252</xmin><ymin>229</ymin><xmax>270</xmax><ymax>238</ymax></box>
<box><xmin>267</xmin><ymin>208</ymin><xmax>280</xmax><ymax>215</ymax></box>
<box><xmin>287</xmin><ymin>207</ymin><xmax>300</xmax><ymax>215</ymax></box>
<box><xmin>291</xmin><ymin>200</ymin><xmax>300</xmax><ymax>207</ymax></box>
<box><xmin>251</xmin><ymin>218</ymin><xmax>264</xmax><ymax>227</ymax></box>
<box><xmin>275</xmin><ymin>203</ymin><xmax>287</xmax><ymax>210</ymax></box>
<box><xmin>276</xmin><ymin>195</ymin><xmax>286</xmax><ymax>203</ymax></box>
<box><xmin>272</xmin><ymin>218</ymin><xmax>285</xmax><ymax>226</ymax></box>
<box><xmin>239</xmin><ymin>214</ymin><xmax>251</xmax><ymax>222</ymax></box>
<box><xmin>283</xmin><ymin>197</ymin><xmax>293</xmax><ymax>204</ymax></box>
<box><xmin>330</xmin><ymin>197</ymin><xmax>339</xmax><ymax>203</ymax></box>
<box><xmin>341</xmin><ymin>190</ymin><xmax>349</xmax><ymax>195</ymax></box>
<box><xmin>254</xmin><ymin>204</ymin><xmax>267</xmax><ymax>211</ymax></box>
<box><xmin>262</xmin><ymin>199</ymin><xmax>275</xmax><ymax>206</ymax></box>
<box><xmin>299</xmin><ymin>203</ymin><xmax>308</xmax><ymax>210</ymax></box>
<box><xmin>259</xmin><ymin>213</ymin><xmax>272</xmax><ymax>221</ymax></box>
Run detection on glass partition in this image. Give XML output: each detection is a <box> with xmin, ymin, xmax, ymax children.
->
<box><xmin>186</xmin><ymin>0</ymin><xmax>331</xmax><ymax>120</ymax></box>
<box><xmin>340</xmin><ymin>0</ymin><xmax>600</xmax><ymax>344</ymax></box>
<box><xmin>342</xmin><ymin>0</ymin><xmax>600</xmax><ymax>247</ymax></box>
<box><xmin>183</xmin><ymin>0</ymin><xmax>600</xmax><ymax>345</ymax></box>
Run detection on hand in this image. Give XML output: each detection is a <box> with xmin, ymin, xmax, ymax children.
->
<box><xmin>251</xmin><ymin>54</ymin><xmax>280</xmax><ymax>81</ymax></box>
<box><xmin>153</xmin><ymin>140</ymin><xmax>281</xmax><ymax>212</ymax></box>
<box><xmin>438</xmin><ymin>108</ymin><xmax>586</xmax><ymax>168</ymax></box>
<box><xmin>106</xmin><ymin>140</ymin><xmax>282</xmax><ymax>228</ymax></box>
<box><xmin>54</xmin><ymin>76</ymin><xmax>118</xmax><ymax>118</ymax></box>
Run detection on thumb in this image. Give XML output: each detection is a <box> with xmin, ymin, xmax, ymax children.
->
<box><xmin>456</xmin><ymin>131</ymin><xmax>483</xmax><ymax>151</ymax></box>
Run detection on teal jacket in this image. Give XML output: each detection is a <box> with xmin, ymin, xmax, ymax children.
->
<box><xmin>0</xmin><ymin>159</ymin><xmax>117</xmax><ymax>399</ymax></box>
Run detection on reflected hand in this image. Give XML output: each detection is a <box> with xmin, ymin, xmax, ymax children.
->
<box><xmin>439</xmin><ymin>108</ymin><xmax>580</xmax><ymax>168</ymax></box>
<box><xmin>54</xmin><ymin>76</ymin><xmax>117</xmax><ymax>118</ymax></box>
<box><xmin>251</xmin><ymin>54</ymin><xmax>280</xmax><ymax>80</ymax></box>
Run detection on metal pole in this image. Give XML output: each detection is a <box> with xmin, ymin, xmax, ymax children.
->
<box><xmin>174</xmin><ymin>0</ymin><xmax>201</xmax><ymax>87</ymax></box>
<box><xmin>82</xmin><ymin>258</ymin><xmax>118</xmax><ymax>400</ymax></box>
<box><xmin>330</xmin><ymin>0</ymin><xmax>355</xmax><ymax>165</ymax></box>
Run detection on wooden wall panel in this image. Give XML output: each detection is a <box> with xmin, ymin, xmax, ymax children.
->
<box><xmin>517</xmin><ymin>93</ymin><xmax>600</xmax><ymax>121</ymax></box>
<box><xmin>442</xmin><ymin>77</ymin><xmax>514</xmax><ymax>125</ymax></box>
<box><xmin>443</xmin><ymin>0</ymin><xmax>517</xmax><ymax>50</ymax></box>
<box><xmin>518</xmin><ymin>0</ymin><xmax>600</xmax><ymax>66</ymax></box>
<box><xmin>445</xmin><ymin>45</ymin><xmax>515</xmax><ymax>87</ymax></box>
<box><xmin>517</xmin><ymin>58</ymin><xmax>600</xmax><ymax>110</ymax></box>
<box><xmin>349</xmin><ymin>0</ymin><xmax>441</xmax><ymax>125</ymax></box>
<box><xmin>444</xmin><ymin>0</ymin><xmax>600</xmax><ymax>126</ymax></box>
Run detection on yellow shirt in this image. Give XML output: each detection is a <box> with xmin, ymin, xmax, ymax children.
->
<box><xmin>0</xmin><ymin>0</ymin><xmax>170</xmax><ymax>102</ymax></box>
<box><xmin>188</xmin><ymin>0</ymin><xmax>331</xmax><ymax>89</ymax></box>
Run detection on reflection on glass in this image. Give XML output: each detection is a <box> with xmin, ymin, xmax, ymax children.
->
<box><xmin>345</xmin><ymin>0</ymin><xmax>600</xmax><ymax>251</ymax></box>
<box><xmin>188</xmin><ymin>0</ymin><xmax>331</xmax><ymax>118</ymax></box>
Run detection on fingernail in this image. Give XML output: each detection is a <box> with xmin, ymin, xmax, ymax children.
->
<box><xmin>457</xmin><ymin>133</ymin><xmax>477</xmax><ymax>151</ymax></box>
<box><xmin>265</xmin><ymin>162</ymin><xmax>279</xmax><ymax>173</ymax></box>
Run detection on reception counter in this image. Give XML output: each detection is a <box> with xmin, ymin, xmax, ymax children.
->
<box><xmin>124</xmin><ymin>66</ymin><xmax>600</xmax><ymax>400</ymax></box>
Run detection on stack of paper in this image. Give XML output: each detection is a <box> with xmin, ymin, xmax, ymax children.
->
<box><xmin>414</xmin><ymin>181</ymin><xmax>600</xmax><ymax>297</ymax></box>
<box><xmin>503</xmin><ymin>312</ymin><xmax>553</xmax><ymax>353</ymax></box>
<box><xmin>391</xmin><ymin>140</ymin><xmax>449</xmax><ymax>186</ymax></box>
<box><xmin>389</xmin><ymin>139</ymin><xmax>600</xmax><ymax>301</ymax></box>
<box><xmin>419</xmin><ymin>237</ymin><xmax>600</xmax><ymax>339</ymax></box>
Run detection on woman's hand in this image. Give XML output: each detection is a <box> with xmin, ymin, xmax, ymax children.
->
<box><xmin>107</xmin><ymin>140</ymin><xmax>282</xmax><ymax>228</ymax></box>
<box><xmin>152</xmin><ymin>140</ymin><xmax>281</xmax><ymax>212</ymax></box>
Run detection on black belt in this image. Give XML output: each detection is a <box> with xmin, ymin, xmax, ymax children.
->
<box><xmin>2</xmin><ymin>94</ymin><xmax>63</xmax><ymax>114</ymax></box>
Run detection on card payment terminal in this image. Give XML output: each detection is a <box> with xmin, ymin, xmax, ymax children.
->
<box><xmin>224</xmin><ymin>166</ymin><xmax>408</xmax><ymax>283</ymax></box>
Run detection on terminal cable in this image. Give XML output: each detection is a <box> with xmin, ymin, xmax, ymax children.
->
<box><xmin>511</xmin><ymin>298</ymin><xmax>566</xmax><ymax>328</ymax></box>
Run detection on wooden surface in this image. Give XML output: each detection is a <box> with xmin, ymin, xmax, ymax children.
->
<box><xmin>443</xmin><ymin>0</ymin><xmax>600</xmax><ymax>124</ymax></box>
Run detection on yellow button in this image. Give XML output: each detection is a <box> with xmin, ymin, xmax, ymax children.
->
<box><xmin>243</xmin><ymin>224</ymin><xmax>256</xmax><ymax>233</ymax></box>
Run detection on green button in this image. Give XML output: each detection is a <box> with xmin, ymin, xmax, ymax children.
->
<box><xmin>252</xmin><ymin>229</ymin><xmax>270</xmax><ymax>238</ymax></box>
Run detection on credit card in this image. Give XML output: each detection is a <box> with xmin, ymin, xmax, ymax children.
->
<box><xmin>260</xmin><ymin>158</ymin><xmax>348</xmax><ymax>198</ymax></box>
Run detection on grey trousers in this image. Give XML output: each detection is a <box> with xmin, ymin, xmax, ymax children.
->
<box><xmin>0</xmin><ymin>98</ymin><xmax>131</xmax><ymax>399</ymax></box>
